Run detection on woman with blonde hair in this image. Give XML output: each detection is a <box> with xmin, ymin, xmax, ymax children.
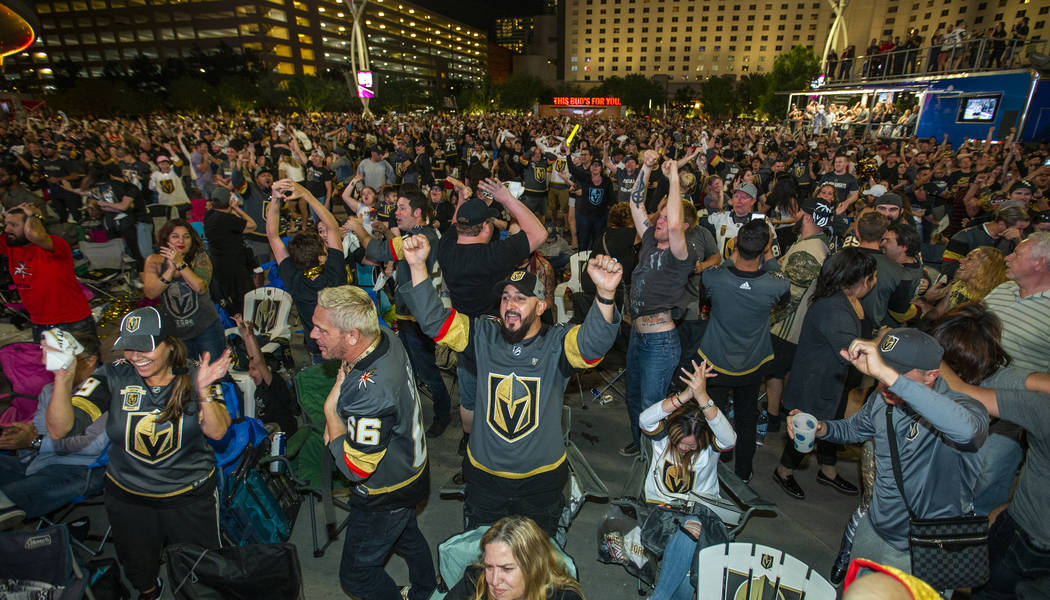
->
<box><xmin>916</xmin><ymin>246</ymin><xmax>1007</xmax><ymax>320</ymax></box>
<box><xmin>447</xmin><ymin>516</ymin><xmax>583</xmax><ymax>600</ymax></box>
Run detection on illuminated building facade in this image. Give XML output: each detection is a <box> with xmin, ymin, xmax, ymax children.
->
<box><xmin>495</xmin><ymin>16</ymin><xmax>533</xmax><ymax>54</ymax></box>
<box><xmin>562</xmin><ymin>0</ymin><xmax>1045</xmax><ymax>84</ymax></box>
<box><xmin>6</xmin><ymin>0</ymin><xmax>487</xmax><ymax>93</ymax></box>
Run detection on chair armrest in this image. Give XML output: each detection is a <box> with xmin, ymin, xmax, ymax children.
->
<box><xmin>717</xmin><ymin>462</ymin><xmax>777</xmax><ymax>514</ymax></box>
<box><xmin>225</xmin><ymin>327</ymin><xmax>240</xmax><ymax>338</ymax></box>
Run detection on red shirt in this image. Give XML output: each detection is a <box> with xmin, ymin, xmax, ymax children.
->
<box><xmin>0</xmin><ymin>234</ymin><xmax>91</xmax><ymax>324</ymax></box>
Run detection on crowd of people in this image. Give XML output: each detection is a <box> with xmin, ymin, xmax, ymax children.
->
<box><xmin>0</xmin><ymin>108</ymin><xmax>1047</xmax><ymax>600</ymax></box>
<box><xmin>823</xmin><ymin>16</ymin><xmax>1033</xmax><ymax>82</ymax></box>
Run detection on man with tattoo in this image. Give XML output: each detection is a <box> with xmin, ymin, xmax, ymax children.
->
<box><xmin>619</xmin><ymin>151</ymin><xmax>699</xmax><ymax>457</ymax></box>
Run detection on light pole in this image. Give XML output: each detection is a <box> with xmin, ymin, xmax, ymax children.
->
<box><xmin>822</xmin><ymin>0</ymin><xmax>850</xmax><ymax>71</ymax></box>
<box><xmin>343</xmin><ymin>0</ymin><xmax>372</xmax><ymax>117</ymax></box>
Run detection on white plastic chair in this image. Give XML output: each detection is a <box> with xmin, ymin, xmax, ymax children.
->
<box><xmin>552</xmin><ymin>250</ymin><xmax>591</xmax><ymax>324</ymax></box>
<box><xmin>225</xmin><ymin>287</ymin><xmax>294</xmax><ymax>354</ymax></box>
<box><xmin>696</xmin><ymin>542</ymin><xmax>836</xmax><ymax>600</ymax></box>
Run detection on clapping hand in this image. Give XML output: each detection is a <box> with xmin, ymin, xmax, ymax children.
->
<box><xmin>196</xmin><ymin>348</ymin><xmax>233</xmax><ymax>391</ymax></box>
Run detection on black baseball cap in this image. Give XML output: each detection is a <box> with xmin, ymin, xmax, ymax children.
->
<box><xmin>456</xmin><ymin>198</ymin><xmax>499</xmax><ymax>226</ymax></box>
<box><xmin>254</xmin><ymin>165</ymin><xmax>274</xmax><ymax>178</ymax></box>
<box><xmin>112</xmin><ymin>307</ymin><xmax>175</xmax><ymax>352</ymax></box>
<box><xmin>876</xmin><ymin>192</ymin><xmax>903</xmax><ymax>208</ymax></box>
<box><xmin>493</xmin><ymin>270</ymin><xmax>545</xmax><ymax>299</ymax></box>
<box><xmin>210</xmin><ymin>187</ymin><xmax>231</xmax><ymax>203</ymax></box>
<box><xmin>798</xmin><ymin>197</ymin><xmax>833</xmax><ymax>228</ymax></box>
<box><xmin>878</xmin><ymin>328</ymin><xmax>943</xmax><ymax>375</ymax></box>
<box><xmin>1010</xmin><ymin>180</ymin><xmax>1035</xmax><ymax>193</ymax></box>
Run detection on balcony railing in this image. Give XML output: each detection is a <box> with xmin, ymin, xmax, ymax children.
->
<box><xmin>822</xmin><ymin>37</ymin><xmax>1047</xmax><ymax>83</ymax></box>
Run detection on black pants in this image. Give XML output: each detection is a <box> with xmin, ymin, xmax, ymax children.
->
<box><xmin>104</xmin><ymin>482</ymin><xmax>221</xmax><ymax>592</ymax></box>
<box><xmin>780</xmin><ymin>436</ymin><xmax>838</xmax><ymax>470</ymax></box>
<box><xmin>707</xmin><ymin>375</ymin><xmax>761</xmax><ymax>480</ymax></box>
<box><xmin>464</xmin><ymin>467</ymin><xmax>566</xmax><ymax>538</ymax></box>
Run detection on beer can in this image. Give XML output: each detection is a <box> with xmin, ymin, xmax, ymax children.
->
<box><xmin>270</xmin><ymin>431</ymin><xmax>286</xmax><ymax>473</ymax></box>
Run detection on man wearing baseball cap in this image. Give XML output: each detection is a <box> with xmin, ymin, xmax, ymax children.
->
<box><xmin>790</xmin><ymin>329</ymin><xmax>989</xmax><ymax>575</ymax></box>
<box><xmin>399</xmin><ymin>233</ymin><xmax>622</xmax><ymax>536</ymax></box>
<box><xmin>873</xmin><ymin>192</ymin><xmax>906</xmax><ymax>225</ymax></box>
<box><xmin>707</xmin><ymin>180</ymin><xmax>781</xmax><ymax>260</ymax></box>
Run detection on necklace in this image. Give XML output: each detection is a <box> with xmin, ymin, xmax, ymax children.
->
<box><xmin>343</xmin><ymin>336</ymin><xmax>381</xmax><ymax>374</ymax></box>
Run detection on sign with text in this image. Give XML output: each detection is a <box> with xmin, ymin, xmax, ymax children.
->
<box><xmin>357</xmin><ymin>70</ymin><xmax>374</xmax><ymax>99</ymax></box>
<box><xmin>552</xmin><ymin>96</ymin><xmax>622</xmax><ymax>107</ymax></box>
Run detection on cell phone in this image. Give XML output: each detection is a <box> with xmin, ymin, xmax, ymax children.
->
<box><xmin>1044</xmin><ymin>158</ymin><xmax>1050</xmax><ymax>166</ymax></box>
<box><xmin>751</xmin><ymin>213</ymin><xmax>767</xmax><ymax>221</ymax></box>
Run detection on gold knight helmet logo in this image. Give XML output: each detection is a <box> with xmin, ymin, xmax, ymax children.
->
<box><xmin>880</xmin><ymin>334</ymin><xmax>900</xmax><ymax>352</ymax></box>
<box><xmin>661</xmin><ymin>460</ymin><xmax>696</xmax><ymax>494</ymax></box>
<box><xmin>487</xmin><ymin>373</ymin><xmax>541</xmax><ymax>443</ymax></box>
<box><xmin>126</xmin><ymin>411</ymin><xmax>182</xmax><ymax>464</ymax></box>
<box><xmin>125</xmin><ymin>315</ymin><xmax>141</xmax><ymax>332</ymax></box>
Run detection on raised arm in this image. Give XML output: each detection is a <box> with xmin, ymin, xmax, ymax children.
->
<box><xmin>662</xmin><ymin>159</ymin><xmax>688</xmax><ymax>260</ymax></box>
<box><xmin>477</xmin><ymin>178</ymin><xmax>546</xmax><ymax>251</ymax></box>
<box><xmin>267</xmin><ymin>181</ymin><xmax>291</xmax><ymax>264</ymax></box>
<box><xmin>630</xmin><ymin>150</ymin><xmax>659</xmax><ymax>234</ymax></box>
<box><xmin>288</xmin><ymin>180</ymin><xmax>340</xmax><ymax>248</ymax></box>
<box><xmin>14</xmin><ymin>203</ymin><xmax>53</xmax><ymax>251</ymax></box>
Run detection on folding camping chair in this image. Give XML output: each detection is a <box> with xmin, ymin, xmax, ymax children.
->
<box><xmin>696</xmin><ymin>542</ymin><xmax>836</xmax><ymax>600</ymax></box>
<box><xmin>35</xmin><ymin>450</ymin><xmax>111</xmax><ymax>557</ymax></box>
<box><xmin>0</xmin><ymin>525</ymin><xmax>91</xmax><ymax>600</ymax></box>
<box><xmin>552</xmin><ymin>250</ymin><xmax>591</xmax><ymax>324</ymax></box>
<box><xmin>281</xmin><ymin>361</ymin><xmax>353</xmax><ymax>557</ymax></box>
<box><xmin>76</xmin><ymin>238</ymin><xmax>134</xmax><ymax>299</ymax></box>
<box><xmin>429</xmin><ymin>526</ymin><xmax>578</xmax><ymax>600</ymax></box>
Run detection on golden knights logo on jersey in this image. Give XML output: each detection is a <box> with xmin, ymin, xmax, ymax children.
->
<box><xmin>533</xmin><ymin>166</ymin><xmax>547</xmax><ymax>183</ymax></box>
<box><xmin>487</xmin><ymin>373</ymin><xmax>541</xmax><ymax>443</ymax></box>
<box><xmin>125</xmin><ymin>410</ymin><xmax>183</xmax><ymax>464</ymax></box>
<box><xmin>121</xmin><ymin>385</ymin><xmax>146</xmax><ymax>411</ymax></box>
<box><xmin>661</xmin><ymin>459</ymin><xmax>696</xmax><ymax>494</ymax></box>
<box><xmin>159</xmin><ymin>179</ymin><xmax>176</xmax><ymax>194</ymax></box>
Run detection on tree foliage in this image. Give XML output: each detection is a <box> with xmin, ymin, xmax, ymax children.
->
<box><xmin>593</xmin><ymin>74</ymin><xmax>665</xmax><ymax>113</ymax></box>
<box><xmin>761</xmin><ymin>45</ymin><xmax>820</xmax><ymax>117</ymax></box>
<box><xmin>700</xmin><ymin>76</ymin><xmax>737</xmax><ymax>119</ymax></box>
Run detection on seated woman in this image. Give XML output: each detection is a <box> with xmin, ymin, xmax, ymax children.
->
<box><xmin>446</xmin><ymin>515</ymin><xmax>583</xmax><ymax>600</ymax></box>
<box><xmin>640</xmin><ymin>360</ymin><xmax>737</xmax><ymax>600</ymax></box>
<box><xmin>915</xmin><ymin>246</ymin><xmax>1006</xmax><ymax>321</ymax></box>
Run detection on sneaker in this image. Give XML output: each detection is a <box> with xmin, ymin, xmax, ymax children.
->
<box><xmin>618</xmin><ymin>442</ymin><xmax>640</xmax><ymax>457</ymax></box>
<box><xmin>0</xmin><ymin>507</ymin><xmax>24</xmax><ymax>531</ymax></box>
<box><xmin>816</xmin><ymin>471</ymin><xmax>860</xmax><ymax>496</ymax></box>
<box><xmin>400</xmin><ymin>585</ymin><xmax>412</xmax><ymax>599</ymax></box>
<box><xmin>138</xmin><ymin>577</ymin><xmax>163</xmax><ymax>600</ymax></box>
<box><xmin>772</xmin><ymin>469</ymin><xmax>806</xmax><ymax>499</ymax></box>
<box><xmin>426</xmin><ymin>415</ymin><xmax>451</xmax><ymax>438</ymax></box>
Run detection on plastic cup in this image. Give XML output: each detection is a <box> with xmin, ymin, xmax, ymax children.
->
<box><xmin>791</xmin><ymin>412</ymin><xmax>818</xmax><ymax>453</ymax></box>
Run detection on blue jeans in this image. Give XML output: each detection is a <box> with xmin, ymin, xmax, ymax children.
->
<box><xmin>136</xmin><ymin>221</ymin><xmax>154</xmax><ymax>260</ymax></box>
<box><xmin>339</xmin><ymin>506</ymin><xmax>436</xmax><ymax>600</ymax></box>
<box><xmin>973</xmin><ymin>433</ymin><xmax>1024</xmax><ymax>515</ymax></box>
<box><xmin>0</xmin><ymin>454</ymin><xmax>105</xmax><ymax>518</ymax></box>
<box><xmin>183</xmin><ymin>318</ymin><xmax>227</xmax><ymax>362</ymax></box>
<box><xmin>399</xmin><ymin>320</ymin><xmax>452</xmax><ymax>418</ymax></box>
<box><xmin>975</xmin><ymin>510</ymin><xmax>1050</xmax><ymax>599</ymax></box>
<box><xmin>651</xmin><ymin>528</ymin><xmax>698</xmax><ymax>600</ymax></box>
<box><xmin>457</xmin><ymin>360</ymin><xmax>477</xmax><ymax>411</ymax></box>
<box><xmin>625</xmin><ymin>328</ymin><xmax>681</xmax><ymax>445</ymax></box>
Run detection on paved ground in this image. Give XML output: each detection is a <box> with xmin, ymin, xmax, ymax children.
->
<box><xmin>8</xmin><ymin>312</ymin><xmax>865</xmax><ymax>598</ymax></box>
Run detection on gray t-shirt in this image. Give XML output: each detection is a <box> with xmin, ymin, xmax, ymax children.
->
<box><xmin>629</xmin><ymin>227</ymin><xmax>698</xmax><ymax>318</ymax></box>
<box><xmin>998</xmin><ymin>388</ymin><xmax>1050</xmax><ymax>548</ymax></box>
<box><xmin>681</xmin><ymin>227</ymin><xmax>719</xmax><ymax>320</ymax></box>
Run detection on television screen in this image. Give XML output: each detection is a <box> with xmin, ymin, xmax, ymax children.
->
<box><xmin>957</xmin><ymin>95</ymin><xmax>1000</xmax><ymax>122</ymax></box>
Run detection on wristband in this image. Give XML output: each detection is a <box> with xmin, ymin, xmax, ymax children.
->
<box><xmin>159</xmin><ymin>275</ymin><xmax>172</xmax><ymax>285</ymax></box>
<box><xmin>596</xmin><ymin>295</ymin><xmax>615</xmax><ymax>305</ymax></box>
<box><xmin>30</xmin><ymin>213</ymin><xmax>44</xmax><ymax>221</ymax></box>
<box><xmin>176</xmin><ymin>262</ymin><xmax>188</xmax><ymax>271</ymax></box>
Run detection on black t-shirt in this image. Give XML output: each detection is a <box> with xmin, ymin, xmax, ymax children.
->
<box><xmin>255</xmin><ymin>371</ymin><xmax>298</xmax><ymax>435</ymax></box>
<box><xmin>203</xmin><ymin>209</ymin><xmax>246</xmax><ymax>258</ymax></box>
<box><xmin>303</xmin><ymin>164</ymin><xmax>334</xmax><ymax>199</ymax></box>
<box><xmin>817</xmin><ymin>171</ymin><xmax>859</xmax><ymax>204</ymax></box>
<box><xmin>435</xmin><ymin>230</ymin><xmax>531</xmax><ymax>318</ymax></box>
<box><xmin>278</xmin><ymin>247</ymin><xmax>347</xmax><ymax>352</ymax></box>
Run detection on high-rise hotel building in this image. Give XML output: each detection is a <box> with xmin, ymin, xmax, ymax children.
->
<box><xmin>561</xmin><ymin>0</ymin><xmax>1045</xmax><ymax>83</ymax></box>
<box><xmin>5</xmin><ymin>0</ymin><xmax>488</xmax><ymax>93</ymax></box>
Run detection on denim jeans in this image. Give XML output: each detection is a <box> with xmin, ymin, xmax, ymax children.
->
<box><xmin>651</xmin><ymin>528</ymin><xmax>698</xmax><ymax>600</ymax></box>
<box><xmin>975</xmin><ymin>510</ymin><xmax>1050</xmax><ymax>599</ymax></box>
<box><xmin>136</xmin><ymin>221</ymin><xmax>154</xmax><ymax>260</ymax></box>
<box><xmin>32</xmin><ymin>315</ymin><xmax>99</xmax><ymax>344</ymax></box>
<box><xmin>625</xmin><ymin>328</ymin><xmax>681</xmax><ymax>445</ymax></box>
<box><xmin>183</xmin><ymin>318</ymin><xmax>228</xmax><ymax>362</ymax></box>
<box><xmin>0</xmin><ymin>454</ymin><xmax>105</xmax><ymax>518</ymax></box>
<box><xmin>575</xmin><ymin>212</ymin><xmax>607</xmax><ymax>253</ymax></box>
<box><xmin>456</xmin><ymin>360</ymin><xmax>477</xmax><ymax>411</ymax></box>
<box><xmin>973</xmin><ymin>432</ymin><xmax>1024</xmax><ymax>515</ymax></box>
<box><xmin>339</xmin><ymin>506</ymin><xmax>436</xmax><ymax>600</ymax></box>
<box><xmin>398</xmin><ymin>320</ymin><xmax>452</xmax><ymax>418</ymax></box>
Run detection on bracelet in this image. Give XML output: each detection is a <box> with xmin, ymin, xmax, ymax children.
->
<box><xmin>159</xmin><ymin>274</ymin><xmax>172</xmax><ymax>285</ymax></box>
<box><xmin>699</xmin><ymin>397</ymin><xmax>715</xmax><ymax>411</ymax></box>
<box><xmin>29</xmin><ymin>213</ymin><xmax>44</xmax><ymax>221</ymax></box>
<box><xmin>670</xmin><ymin>392</ymin><xmax>681</xmax><ymax>408</ymax></box>
<box><xmin>176</xmin><ymin>262</ymin><xmax>188</xmax><ymax>271</ymax></box>
<box><xmin>596</xmin><ymin>295</ymin><xmax>615</xmax><ymax>305</ymax></box>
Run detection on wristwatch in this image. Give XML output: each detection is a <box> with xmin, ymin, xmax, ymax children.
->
<box><xmin>698</xmin><ymin>397</ymin><xmax>716</xmax><ymax>411</ymax></box>
<box><xmin>30</xmin><ymin>435</ymin><xmax>42</xmax><ymax>451</ymax></box>
<box><xmin>176</xmin><ymin>262</ymin><xmax>189</xmax><ymax>271</ymax></box>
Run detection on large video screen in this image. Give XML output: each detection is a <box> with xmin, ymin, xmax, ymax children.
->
<box><xmin>957</xmin><ymin>95</ymin><xmax>1000</xmax><ymax>123</ymax></box>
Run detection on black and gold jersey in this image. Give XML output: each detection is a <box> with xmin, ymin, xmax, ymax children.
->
<box><xmin>327</xmin><ymin>329</ymin><xmax>429</xmax><ymax>510</ymax></box>
<box><xmin>402</xmin><ymin>277</ymin><xmax>620</xmax><ymax>480</ymax></box>
<box><xmin>70</xmin><ymin>360</ymin><xmax>217</xmax><ymax>498</ymax></box>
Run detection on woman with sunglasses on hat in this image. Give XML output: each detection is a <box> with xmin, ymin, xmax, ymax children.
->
<box><xmin>44</xmin><ymin>306</ymin><xmax>232</xmax><ymax>600</ymax></box>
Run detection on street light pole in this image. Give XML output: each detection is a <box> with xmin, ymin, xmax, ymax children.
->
<box><xmin>344</xmin><ymin>0</ymin><xmax>372</xmax><ymax>117</ymax></box>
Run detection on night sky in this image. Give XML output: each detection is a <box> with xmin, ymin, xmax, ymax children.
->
<box><xmin>413</xmin><ymin>0</ymin><xmax>545</xmax><ymax>34</ymax></box>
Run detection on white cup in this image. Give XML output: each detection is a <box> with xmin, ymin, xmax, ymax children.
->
<box><xmin>791</xmin><ymin>412</ymin><xmax>818</xmax><ymax>453</ymax></box>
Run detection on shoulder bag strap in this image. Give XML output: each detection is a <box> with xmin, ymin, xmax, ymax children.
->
<box><xmin>885</xmin><ymin>404</ymin><xmax>917</xmax><ymax>520</ymax></box>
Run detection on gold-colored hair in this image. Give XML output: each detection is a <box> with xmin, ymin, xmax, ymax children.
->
<box><xmin>471</xmin><ymin>516</ymin><xmax>583</xmax><ymax>600</ymax></box>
